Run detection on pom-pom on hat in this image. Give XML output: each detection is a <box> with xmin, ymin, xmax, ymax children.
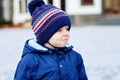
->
<box><xmin>28</xmin><ymin>0</ymin><xmax>71</xmax><ymax>45</ymax></box>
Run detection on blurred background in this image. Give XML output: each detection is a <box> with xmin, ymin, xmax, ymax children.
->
<box><xmin>0</xmin><ymin>0</ymin><xmax>120</xmax><ymax>80</ymax></box>
<box><xmin>0</xmin><ymin>0</ymin><xmax>120</xmax><ymax>27</ymax></box>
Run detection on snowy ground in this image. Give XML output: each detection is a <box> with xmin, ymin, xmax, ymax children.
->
<box><xmin>0</xmin><ymin>25</ymin><xmax>120</xmax><ymax>80</ymax></box>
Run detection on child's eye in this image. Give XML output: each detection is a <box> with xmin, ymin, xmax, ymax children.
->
<box><xmin>58</xmin><ymin>29</ymin><xmax>62</xmax><ymax>32</ymax></box>
<box><xmin>66</xmin><ymin>27</ymin><xmax>69</xmax><ymax>31</ymax></box>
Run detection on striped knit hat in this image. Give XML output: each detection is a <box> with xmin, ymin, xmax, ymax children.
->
<box><xmin>28</xmin><ymin>0</ymin><xmax>71</xmax><ymax>45</ymax></box>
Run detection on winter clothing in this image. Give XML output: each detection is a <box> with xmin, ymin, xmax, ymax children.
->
<box><xmin>14</xmin><ymin>0</ymin><xmax>88</xmax><ymax>79</ymax></box>
<box><xmin>28</xmin><ymin>0</ymin><xmax>71</xmax><ymax>45</ymax></box>
<box><xmin>14</xmin><ymin>39</ymin><xmax>88</xmax><ymax>80</ymax></box>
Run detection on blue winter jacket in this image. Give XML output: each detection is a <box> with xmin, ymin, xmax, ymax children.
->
<box><xmin>14</xmin><ymin>39</ymin><xmax>88</xmax><ymax>80</ymax></box>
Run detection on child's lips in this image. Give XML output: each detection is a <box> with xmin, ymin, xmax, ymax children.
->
<box><xmin>62</xmin><ymin>37</ymin><xmax>69</xmax><ymax>41</ymax></box>
<box><xmin>62</xmin><ymin>38</ymin><xmax>68</xmax><ymax>41</ymax></box>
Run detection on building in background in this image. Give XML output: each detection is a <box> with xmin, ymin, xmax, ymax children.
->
<box><xmin>0</xmin><ymin>0</ymin><xmax>120</xmax><ymax>27</ymax></box>
<box><xmin>45</xmin><ymin>0</ymin><xmax>120</xmax><ymax>25</ymax></box>
<box><xmin>0</xmin><ymin>0</ymin><xmax>3</xmax><ymax>23</ymax></box>
<box><xmin>0</xmin><ymin>0</ymin><xmax>31</xmax><ymax>27</ymax></box>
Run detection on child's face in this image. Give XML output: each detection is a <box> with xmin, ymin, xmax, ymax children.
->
<box><xmin>49</xmin><ymin>26</ymin><xmax>70</xmax><ymax>48</ymax></box>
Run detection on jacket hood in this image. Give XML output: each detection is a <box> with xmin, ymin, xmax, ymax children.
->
<box><xmin>22</xmin><ymin>39</ymin><xmax>73</xmax><ymax>57</ymax></box>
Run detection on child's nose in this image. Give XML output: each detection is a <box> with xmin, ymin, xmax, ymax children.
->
<box><xmin>63</xmin><ymin>30</ymin><xmax>69</xmax><ymax>36</ymax></box>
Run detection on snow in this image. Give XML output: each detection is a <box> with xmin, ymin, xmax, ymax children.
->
<box><xmin>0</xmin><ymin>25</ymin><xmax>120</xmax><ymax>80</ymax></box>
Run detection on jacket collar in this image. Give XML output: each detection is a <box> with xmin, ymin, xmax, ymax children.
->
<box><xmin>22</xmin><ymin>38</ymin><xmax>73</xmax><ymax>57</ymax></box>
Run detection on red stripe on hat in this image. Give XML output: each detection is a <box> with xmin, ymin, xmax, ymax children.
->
<box><xmin>36</xmin><ymin>14</ymin><xmax>66</xmax><ymax>37</ymax></box>
<box><xmin>32</xmin><ymin>6</ymin><xmax>55</xmax><ymax>25</ymax></box>
<box><xmin>33</xmin><ymin>9</ymin><xmax>60</xmax><ymax>33</ymax></box>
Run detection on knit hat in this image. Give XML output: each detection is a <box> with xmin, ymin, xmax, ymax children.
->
<box><xmin>28</xmin><ymin>0</ymin><xmax>71</xmax><ymax>45</ymax></box>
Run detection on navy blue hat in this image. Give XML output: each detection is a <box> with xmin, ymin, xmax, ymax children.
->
<box><xmin>28</xmin><ymin>0</ymin><xmax>71</xmax><ymax>45</ymax></box>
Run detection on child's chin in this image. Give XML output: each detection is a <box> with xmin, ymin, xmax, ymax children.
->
<box><xmin>59</xmin><ymin>45</ymin><xmax>66</xmax><ymax>48</ymax></box>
